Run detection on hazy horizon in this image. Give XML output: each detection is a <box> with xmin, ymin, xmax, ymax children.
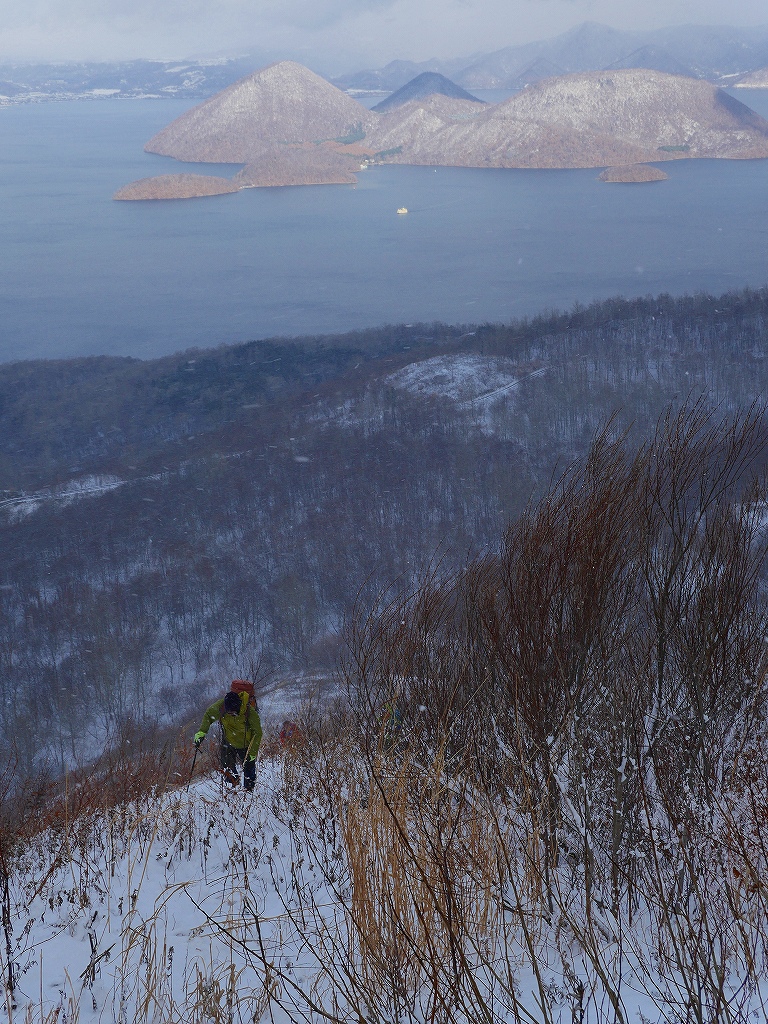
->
<box><xmin>2</xmin><ymin>1</ymin><xmax>768</xmax><ymax>76</ymax></box>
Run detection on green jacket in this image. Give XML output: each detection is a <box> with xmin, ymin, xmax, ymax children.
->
<box><xmin>199</xmin><ymin>692</ymin><xmax>262</xmax><ymax>758</ymax></box>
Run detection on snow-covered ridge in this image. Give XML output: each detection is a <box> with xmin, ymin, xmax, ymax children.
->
<box><xmin>386</xmin><ymin>354</ymin><xmax>519</xmax><ymax>404</ymax></box>
<box><xmin>0</xmin><ymin>474</ymin><xmax>125</xmax><ymax>520</ymax></box>
<box><xmin>385</xmin><ymin>353</ymin><xmax>547</xmax><ymax>406</ymax></box>
<box><xmin>311</xmin><ymin>353</ymin><xmax>550</xmax><ymax>436</ymax></box>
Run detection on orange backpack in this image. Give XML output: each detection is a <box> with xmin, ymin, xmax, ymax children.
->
<box><xmin>230</xmin><ymin>679</ymin><xmax>257</xmax><ymax>711</ymax></box>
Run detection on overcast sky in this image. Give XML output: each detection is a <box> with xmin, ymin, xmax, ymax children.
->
<box><xmin>2</xmin><ymin>0</ymin><xmax>768</xmax><ymax>70</ymax></box>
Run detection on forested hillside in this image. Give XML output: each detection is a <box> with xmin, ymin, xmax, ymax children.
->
<box><xmin>3</xmin><ymin>396</ymin><xmax>768</xmax><ymax>1024</ymax></box>
<box><xmin>3</xmin><ymin>288</ymin><xmax>768</xmax><ymax>771</ymax></box>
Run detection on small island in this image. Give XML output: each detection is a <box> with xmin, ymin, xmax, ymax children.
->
<box><xmin>235</xmin><ymin>144</ymin><xmax>361</xmax><ymax>188</ymax></box>
<box><xmin>598</xmin><ymin>164</ymin><xmax>669</xmax><ymax>183</ymax></box>
<box><xmin>113</xmin><ymin>173</ymin><xmax>240</xmax><ymax>200</ymax></box>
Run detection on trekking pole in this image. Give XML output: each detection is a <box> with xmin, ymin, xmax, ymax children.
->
<box><xmin>187</xmin><ymin>745</ymin><xmax>199</xmax><ymax>790</ymax></box>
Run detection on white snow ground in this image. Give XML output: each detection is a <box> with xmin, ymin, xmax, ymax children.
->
<box><xmin>4</xmin><ymin>752</ymin><xmax>767</xmax><ymax>1024</ymax></box>
<box><xmin>10</xmin><ymin>764</ymin><xmax>297</xmax><ymax>1024</ymax></box>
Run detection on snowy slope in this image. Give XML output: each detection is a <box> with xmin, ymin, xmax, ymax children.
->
<box><xmin>10</xmin><ymin>764</ymin><xmax>303</xmax><ymax>1024</ymax></box>
<box><xmin>5</xmin><ymin>744</ymin><xmax>767</xmax><ymax>1024</ymax></box>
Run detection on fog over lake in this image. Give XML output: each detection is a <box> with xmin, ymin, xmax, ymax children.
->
<box><xmin>1</xmin><ymin>90</ymin><xmax>768</xmax><ymax>363</ymax></box>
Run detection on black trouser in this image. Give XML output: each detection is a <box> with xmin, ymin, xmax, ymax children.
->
<box><xmin>220</xmin><ymin>740</ymin><xmax>256</xmax><ymax>790</ymax></box>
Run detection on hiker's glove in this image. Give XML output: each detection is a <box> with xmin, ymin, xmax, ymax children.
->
<box><xmin>194</xmin><ymin>731</ymin><xmax>205</xmax><ymax>747</ymax></box>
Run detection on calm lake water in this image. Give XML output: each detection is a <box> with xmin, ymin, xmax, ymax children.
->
<box><xmin>1</xmin><ymin>90</ymin><xmax>768</xmax><ymax>363</ymax></box>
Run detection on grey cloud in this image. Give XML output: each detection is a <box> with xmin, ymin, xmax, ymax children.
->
<box><xmin>9</xmin><ymin>0</ymin><xmax>399</xmax><ymax>33</ymax></box>
<box><xmin>2</xmin><ymin>0</ymin><xmax>767</xmax><ymax>65</ymax></box>
<box><xmin>251</xmin><ymin>0</ymin><xmax>397</xmax><ymax>30</ymax></box>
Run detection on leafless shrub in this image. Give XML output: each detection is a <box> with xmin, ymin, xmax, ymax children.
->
<box><xmin>247</xmin><ymin>401</ymin><xmax>768</xmax><ymax>1023</ymax></box>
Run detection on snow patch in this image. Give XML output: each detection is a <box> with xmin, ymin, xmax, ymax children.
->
<box><xmin>385</xmin><ymin>353</ymin><xmax>524</xmax><ymax>406</ymax></box>
<box><xmin>1</xmin><ymin>474</ymin><xmax>125</xmax><ymax>521</ymax></box>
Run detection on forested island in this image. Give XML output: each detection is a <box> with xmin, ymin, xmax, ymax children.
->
<box><xmin>598</xmin><ymin>163</ymin><xmax>669</xmax><ymax>182</ymax></box>
<box><xmin>113</xmin><ymin>173</ymin><xmax>241</xmax><ymax>200</ymax></box>
<box><xmin>117</xmin><ymin>60</ymin><xmax>768</xmax><ymax>197</ymax></box>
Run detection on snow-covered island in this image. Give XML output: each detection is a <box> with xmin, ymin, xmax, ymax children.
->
<box><xmin>115</xmin><ymin>61</ymin><xmax>768</xmax><ymax>198</ymax></box>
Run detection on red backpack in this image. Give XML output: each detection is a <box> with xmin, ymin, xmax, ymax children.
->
<box><xmin>230</xmin><ymin>679</ymin><xmax>258</xmax><ymax>711</ymax></box>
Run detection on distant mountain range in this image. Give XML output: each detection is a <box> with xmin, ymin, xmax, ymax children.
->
<box><xmin>3</xmin><ymin>22</ymin><xmax>768</xmax><ymax>107</ymax></box>
<box><xmin>0</xmin><ymin>56</ymin><xmax>263</xmax><ymax>104</ymax></box>
<box><xmin>333</xmin><ymin>21</ymin><xmax>768</xmax><ymax>93</ymax></box>
<box><xmin>125</xmin><ymin>60</ymin><xmax>768</xmax><ymax>198</ymax></box>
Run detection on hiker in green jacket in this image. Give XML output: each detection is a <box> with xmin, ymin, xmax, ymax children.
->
<box><xmin>195</xmin><ymin>689</ymin><xmax>262</xmax><ymax>790</ymax></box>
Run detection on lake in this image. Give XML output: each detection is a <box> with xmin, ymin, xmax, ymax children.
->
<box><xmin>1</xmin><ymin>90</ymin><xmax>768</xmax><ymax>363</ymax></box>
